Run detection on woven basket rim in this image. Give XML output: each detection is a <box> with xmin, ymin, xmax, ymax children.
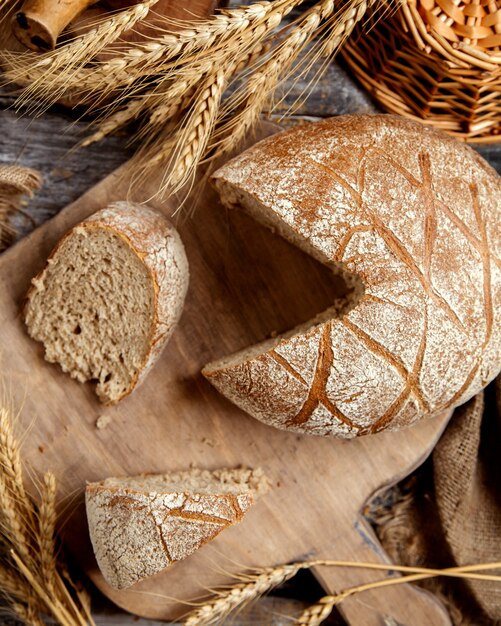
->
<box><xmin>341</xmin><ymin>3</ymin><xmax>501</xmax><ymax>143</ymax></box>
<box><xmin>342</xmin><ymin>37</ymin><xmax>501</xmax><ymax>142</ymax></box>
<box><xmin>398</xmin><ymin>0</ymin><xmax>501</xmax><ymax>70</ymax></box>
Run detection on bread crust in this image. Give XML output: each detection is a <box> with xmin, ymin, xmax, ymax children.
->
<box><xmin>24</xmin><ymin>202</ymin><xmax>189</xmax><ymax>403</ymax></box>
<box><xmin>83</xmin><ymin>203</ymin><xmax>189</xmax><ymax>402</ymax></box>
<box><xmin>204</xmin><ymin>115</ymin><xmax>501</xmax><ymax>437</ymax></box>
<box><xmin>85</xmin><ymin>472</ymin><xmax>257</xmax><ymax>590</ymax></box>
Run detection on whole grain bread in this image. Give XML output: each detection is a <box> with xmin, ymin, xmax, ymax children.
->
<box><xmin>85</xmin><ymin>468</ymin><xmax>269</xmax><ymax>590</ymax></box>
<box><xmin>24</xmin><ymin>202</ymin><xmax>189</xmax><ymax>404</ymax></box>
<box><xmin>203</xmin><ymin>115</ymin><xmax>501</xmax><ymax>437</ymax></box>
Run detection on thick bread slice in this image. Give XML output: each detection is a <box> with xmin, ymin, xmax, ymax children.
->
<box><xmin>204</xmin><ymin>115</ymin><xmax>501</xmax><ymax>437</ymax></box>
<box><xmin>24</xmin><ymin>202</ymin><xmax>189</xmax><ymax>404</ymax></box>
<box><xmin>85</xmin><ymin>468</ymin><xmax>269</xmax><ymax>590</ymax></box>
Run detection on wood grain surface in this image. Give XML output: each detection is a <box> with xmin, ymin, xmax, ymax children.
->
<box><xmin>2</xmin><ymin>0</ymin><xmax>501</xmax><ymax>616</ymax></box>
<box><xmin>0</xmin><ymin>122</ymin><xmax>453</xmax><ymax>626</ymax></box>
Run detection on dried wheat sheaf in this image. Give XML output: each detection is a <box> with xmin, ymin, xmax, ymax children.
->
<box><xmin>0</xmin><ymin>401</ymin><xmax>94</xmax><ymax>626</ymax></box>
<box><xmin>0</xmin><ymin>0</ymin><xmax>381</xmax><ymax>197</ymax></box>
<box><xmin>182</xmin><ymin>560</ymin><xmax>501</xmax><ymax>625</ymax></box>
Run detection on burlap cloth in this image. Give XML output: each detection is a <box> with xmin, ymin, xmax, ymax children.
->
<box><xmin>0</xmin><ymin>164</ymin><xmax>41</xmax><ymax>250</ymax></box>
<box><xmin>369</xmin><ymin>375</ymin><xmax>501</xmax><ymax>625</ymax></box>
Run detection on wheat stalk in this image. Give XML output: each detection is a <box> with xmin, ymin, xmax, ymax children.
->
<box><xmin>213</xmin><ymin>0</ymin><xmax>374</xmax><ymax>158</ymax></box>
<box><xmin>3</xmin><ymin>0</ymin><xmax>301</xmax><ymax>102</ymax></box>
<box><xmin>182</xmin><ymin>560</ymin><xmax>501</xmax><ymax>625</ymax></box>
<box><xmin>212</xmin><ymin>0</ymin><xmax>337</xmax><ymax>157</ymax></box>
<box><xmin>0</xmin><ymin>0</ymin><xmax>15</xmax><ymax>16</ymax></box>
<box><xmin>0</xmin><ymin>0</ymin><xmax>381</xmax><ymax>198</ymax></box>
<box><xmin>0</xmin><ymin>407</ymin><xmax>31</xmax><ymax>509</ymax></box>
<box><xmin>184</xmin><ymin>563</ymin><xmax>303</xmax><ymax>625</ymax></box>
<box><xmin>0</xmin><ymin>399</ymin><xmax>94</xmax><ymax>626</ymax></box>
<box><xmin>295</xmin><ymin>562</ymin><xmax>501</xmax><ymax>625</ymax></box>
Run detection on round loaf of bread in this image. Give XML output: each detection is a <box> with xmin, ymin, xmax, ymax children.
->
<box><xmin>24</xmin><ymin>202</ymin><xmax>189</xmax><ymax>404</ymax></box>
<box><xmin>203</xmin><ymin>115</ymin><xmax>501</xmax><ymax>437</ymax></box>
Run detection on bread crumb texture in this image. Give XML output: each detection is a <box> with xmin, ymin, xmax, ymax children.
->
<box><xmin>206</xmin><ymin>115</ymin><xmax>501</xmax><ymax>437</ymax></box>
<box><xmin>85</xmin><ymin>467</ymin><xmax>269</xmax><ymax>589</ymax></box>
<box><xmin>95</xmin><ymin>414</ymin><xmax>112</xmax><ymax>430</ymax></box>
<box><xmin>24</xmin><ymin>202</ymin><xmax>189</xmax><ymax>404</ymax></box>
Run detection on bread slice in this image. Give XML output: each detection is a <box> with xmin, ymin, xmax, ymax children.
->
<box><xmin>85</xmin><ymin>468</ymin><xmax>269</xmax><ymax>590</ymax></box>
<box><xmin>24</xmin><ymin>202</ymin><xmax>189</xmax><ymax>404</ymax></box>
<box><xmin>204</xmin><ymin>115</ymin><xmax>501</xmax><ymax>437</ymax></box>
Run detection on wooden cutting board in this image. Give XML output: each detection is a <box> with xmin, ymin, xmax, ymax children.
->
<box><xmin>0</xmin><ymin>123</ymin><xmax>452</xmax><ymax>626</ymax></box>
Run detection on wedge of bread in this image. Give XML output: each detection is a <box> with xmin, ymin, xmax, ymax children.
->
<box><xmin>24</xmin><ymin>202</ymin><xmax>189</xmax><ymax>404</ymax></box>
<box><xmin>204</xmin><ymin>115</ymin><xmax>501</xmax><ymax>437</ymax></box>
<box><xmin>85</xmin><ymin>468</ymin><xmax>269</xmax><ymax>590</ymax></box>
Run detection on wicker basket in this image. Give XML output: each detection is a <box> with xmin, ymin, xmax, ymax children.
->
<box><xmin>341</xmin><ymin>0</ymin><xmax>501</xmax><ymax>142</ymax></box>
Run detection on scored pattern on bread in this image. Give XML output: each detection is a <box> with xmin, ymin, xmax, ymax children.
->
<box><xmin>204</xmin><ymin>115</ymin><xmax>501</xmax><ymax>437</ymax></box>
<box><xmin>24</xmin><ymin>202</ymin><xmax>189</xmax><ymax>404</ymax></box>
<box><xmin>85</xmin><ymin>468</ymin><xmax>268</xmax><ymax>590</ymax></box>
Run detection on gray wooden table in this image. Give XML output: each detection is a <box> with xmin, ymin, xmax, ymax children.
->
<box><xmin>1</xmin><ymin>48</ymin><xmax>500</xmax><ymax>626</ymax></box>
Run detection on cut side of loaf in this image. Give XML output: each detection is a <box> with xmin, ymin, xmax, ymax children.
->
<box><xmin>204</xmin><ymin>115</ymin><xmax>501</xmax><ymax>437</ymax></box>
<box><xmin>85</xmin><ymin>468</ymin><xmax>269</xmax><ymax>590</ymax></box>
<box><xmin>24</xmin><ymin>202</ymin><xmax>189</xmax><ymax>404</ymax></box>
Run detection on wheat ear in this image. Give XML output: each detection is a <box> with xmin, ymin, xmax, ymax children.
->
<box><xmin>78</xmin><ymin>2</ymin><xmax>283</xmax><ymax>109</ymax></box>
<box><xmin>143</xmin><ymin>68</ymin><xmax>228</xmax><ymax>193</ymax></box>
<box><xmin>2</xmin><ymin>0</ymin><xmax>301</xmax><ymax>101</ymax></box>
<box><xmin>212</xmin><ymin>0</ymin><xmax>366</xmax><ymax>159</ymax></box>
<box><xmin>89</xmin><ymin>0</ymin><xmax>303</xmax><ymax>83</ymax></box>
<box><xmin>79</xmin><ymin>97</ymin><xmax>147</xmax><ymax>147</ymax></box>
<box><xmin>82</xmin><ymin>33</ymin><xmax>269</xmax><ymax>154</ymax></box>
<box><xmin>81</xmin><ymin>73</ymin><xmax>194</xmax><ymax>147</ymax></box>
<box><xmin>184</xmin><ymin>563</ymin><xmax>303</xmax><ymax>625</ymax></box>
<box><xmin>138</xmin><ymin>37</ymin><xmax>269</xmax><ymax>142</ymax></box>
<box><xmin>38</xmin><ymin>471</ymin><xmax>57</xmax><ymax>594</ymax></box>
